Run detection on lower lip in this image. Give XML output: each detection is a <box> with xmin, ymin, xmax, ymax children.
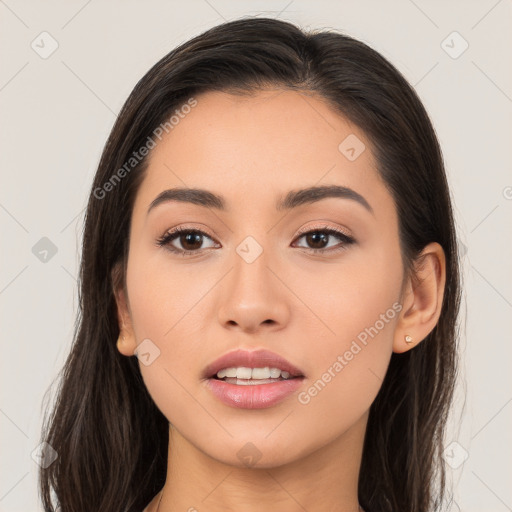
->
<box><xmin>206</xmin><ymin>377</ymin><xmax>304</xmax><ymax>409</ymax></box>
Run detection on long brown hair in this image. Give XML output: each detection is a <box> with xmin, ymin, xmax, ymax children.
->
<box><xmin>39</xmin><ymin>17</ymin><xmax>462</xmax><ymax>512</ymax></box>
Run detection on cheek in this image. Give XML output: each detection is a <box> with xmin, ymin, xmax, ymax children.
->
<box><xmin>293</xmin><ymin>293</ymin><xmax>398</xmax><ymax>440</ymax></box>
<box><xmin>125</xmin><ymin>250</ymin><xmax>216</xmax><ymax>417</ymax></box>
<box><xmin>291</xmin><ymin>245</ymin><xmax>402</xmax><ymax>419</ymax></box>
<box><xmin>126</xmin><ymin>245</ymin><xmax>208</xmax><ymax>341</ymax></box>
<box><xmin>125</xmin><ymin>267</ymin><xmax>199</xmax><ymax>426</ymax></box>
<box><xmin>292</xmin><ymin>242</ymin><xmax>402</xmax><ymax>349</ymax></box>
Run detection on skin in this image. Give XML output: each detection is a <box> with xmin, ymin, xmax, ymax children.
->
<box><xmin>114</xmin><ymin>89</ymin><xmax>446</xmax><ymax>512</ymax></box>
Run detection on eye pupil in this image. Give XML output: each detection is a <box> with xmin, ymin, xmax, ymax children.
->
<box><xmin>181</xmin><ymin>232</ymin><xmax>202</xmax><ymax>250</ymax></box>
<box><xmin>307</xmin><ymin>232</ymin><xmax>328</xmax><ymax>249</ymax></box>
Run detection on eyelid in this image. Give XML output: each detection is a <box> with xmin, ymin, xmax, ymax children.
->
<box><xmin>163</xmin><ymin>223</ymin><xmax>217</xmax><ymax>240</ymax></box>
<box><xmin>294</xmin><ymin>222</ymin><xmax>353</xmax><ymax>239</ymax></box>
<box><xmin>160</xmin><ymin>223</ymin><xmax>352</xmax><ymax>242</ymax></box>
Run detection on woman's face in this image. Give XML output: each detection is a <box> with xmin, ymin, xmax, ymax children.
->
<box><xmin>119</xmin><ymin>89</ymin><xmax>405</xmax><ymax>467</ymax></box>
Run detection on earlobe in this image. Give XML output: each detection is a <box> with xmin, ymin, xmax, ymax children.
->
<box><xmin>393</xmin><ymin>242</ymin><xmax>446</xmax><ymax>354</ymax></box>
<box><xmin>116</xmin><ymin>331</ymin><xmax>137</xmax><ymax>357</ymax></box>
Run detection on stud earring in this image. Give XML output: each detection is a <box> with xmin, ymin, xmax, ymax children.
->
<box><xmin>404</xmin><ymin>334</ymin><xmax>413</xmax><ymax>344</ymax></box>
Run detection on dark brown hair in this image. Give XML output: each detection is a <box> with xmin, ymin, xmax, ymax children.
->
<box><xmin>39</xmin><ymin>16</ymin><xmax>462</xmax><ymax>512</ymax></box>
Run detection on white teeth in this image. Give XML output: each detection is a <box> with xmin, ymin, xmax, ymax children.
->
<box><xmin>251</xmin><ymin>367</ymin><xmax>270</xmax><ymax>379</ymax></box>
<box><xmin>236</xmin><ymin>367</ymin><xmax>252</xmax><ymax>379</ymax></box>
<box><xmin>216</xmin><ymin>368</ymin><xmax>237</xmax><ymax>378</ymax></box>
<box><xmin>215</xmin><ymin>366</ymin><xmax>293</xmax><ymax>380</ymax></box>
<box><xmin>269</xmin><ymin>368</ymin><xmax>281</xmax><ymax>378</ymax></box>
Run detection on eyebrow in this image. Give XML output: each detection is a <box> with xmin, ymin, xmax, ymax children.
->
<box><xmin>147</xmin><ymin>185</ymin><xmax>374</xmax><ymax>216</ymax></box>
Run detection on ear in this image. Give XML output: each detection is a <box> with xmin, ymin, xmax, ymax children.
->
<box><xmin>111</xmin><ymin>261</ymin><xmax>137</xmax><ymax>357</ymax></box>
<box><xmin>393</xmin><ymin>242</ymin><xmax>446</xmax><ymax>354</ymax></box>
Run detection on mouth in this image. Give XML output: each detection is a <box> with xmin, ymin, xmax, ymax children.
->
<box><xmin>203</xmin><ymin>348</ymin><xmax>306</xmax><ymax>383</ymax></box>
<box><xmin>203</xmin><ymin>349</ymin><xmax>305</xmax><ymax>408</ymax></box>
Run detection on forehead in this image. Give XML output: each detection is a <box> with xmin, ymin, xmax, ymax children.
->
<box><xmin>133</xmin><ymin>88</ymin><xmax>392</xmax><ymax>221</ymax></box>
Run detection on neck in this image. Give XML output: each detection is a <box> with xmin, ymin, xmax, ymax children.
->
<box><xmin>154</xmin><ymin>412</ymin><xmax>367</xmax><ymax>512</ymax></box>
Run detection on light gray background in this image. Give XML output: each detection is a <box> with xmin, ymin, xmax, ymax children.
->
<box><xmin>1</xmin><ymin>1</ymin><xmax>511</xmax><ymax>511</ymax></box>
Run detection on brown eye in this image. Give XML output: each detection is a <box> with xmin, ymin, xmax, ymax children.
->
<box><xmin>177</xmin><ymin>232</ymin><xmax>203</xmax><ymax>251</ymax></box>
<box><xmin>293</xmin><ymin>228</ymin><xmax>355</xmax><ymax>254</ymax></box>
<box><xmin>304</xmin><ymin>232</ymin><xmax>329</xmax><ymax>250</ymax></box>
<box><xmin>156</xmin><ymin>228</ymin><xmax>218</xmax><ymax>255</ymax></box>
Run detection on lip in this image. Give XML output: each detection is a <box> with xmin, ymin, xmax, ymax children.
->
<box><xmin>206</xmin><ymin>376</ymin><xmax>304</xmax><ymax>409</ymax></box>
<box><xmin>202</xmin><ymin>349</ymin><xmax>305</xmax><ymax>379</ymax></box>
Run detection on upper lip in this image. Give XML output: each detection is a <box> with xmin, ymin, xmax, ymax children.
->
<box><xmin>203</xmin><ymin>349</ymin><xmax>305</xmax><ymax>379</ymax></box>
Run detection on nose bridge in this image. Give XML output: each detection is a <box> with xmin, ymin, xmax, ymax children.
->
<box><xmin>216</xmin><ymin>233</ymin><xmax>290</xmax><ymax>331</ymax></box>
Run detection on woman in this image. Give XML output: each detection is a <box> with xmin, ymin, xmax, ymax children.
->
<box><xmin>39</xmin><ymin>16</ymin><xmax>462</xmax><ymax>512</ymax></box>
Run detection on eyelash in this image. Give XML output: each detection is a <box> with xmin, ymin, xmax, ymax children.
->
<box><xmin>156</xmin><ymin>225</ymin><xmax>356</xmax><ymax>257</ymax></box>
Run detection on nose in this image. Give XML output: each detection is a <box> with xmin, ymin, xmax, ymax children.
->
<box><xmin>217</xmin><ymin>247</ymin><xmax>291</xmax><ymax>334</ymax></box>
